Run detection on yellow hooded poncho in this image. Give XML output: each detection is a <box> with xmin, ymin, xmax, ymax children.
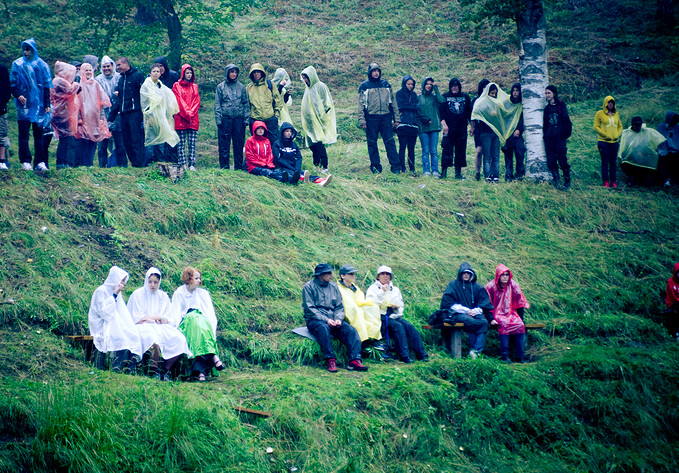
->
<box><xmin>300</xmin><ymin>66</ymin><xmax>337</xmax><ymax>146</ymax></box>
<box><xmin>337</xmin><ymin>281</ymin><xmax>382</xmax><ymax>342</ymax></box>
<box><xmin>470</xmin><ymin>83</ymin><xmax>522</xmax><ymax>145</ymax></box>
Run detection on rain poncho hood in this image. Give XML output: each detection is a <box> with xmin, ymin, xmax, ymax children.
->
<box><xmin>666</xmin><ymin>262</ymin><xmax>679</xmax><ymax>309</ymax></box>
<box><xmin>76</xmin><ymin>67</ymin><xmax>112</xmax><ymax>142</ymax></box>
<box><xmin>100</xmin><ymin>55</ymin><xmax>115</xmax><ymax>73</ymax></box>
<box><xmin>272</xmin><ymin>68</ymin><xmax>290</xmax><ymax>88</ymax></box>
<box><xmin>83</xmin><ymin>55</ymin><xmax>98</xmax><ymax>69</ymax></box>
<box><xmin>172</xmin><ymin>64</ymin><xmax>200</xmax><ymax>130</ymax></box>
<box><xmin>337</xmin><ymin>279</ymin><xmax>382</xmax><ymax>342</ymax></box>
<box><xmin>471</xmin><ymin>83</ymin><xmax>522</xmax><ymax>144</ymax></box>
<box><xmin>300</xmin><ymin>65</ymin><xmax>337</xmax><ymax>145</ymax></box>
<box><xmin>484</xmin><ymin>264</ymin><xmax>529</xmax><ymax>335</ymax></box>
<box><xmin>593</xmin><ymin>95</ymin><xmax>622</xmax><ymax>143</ymax></box>
<box><xmin>141</xmin><ymin>76</ymin><xmax>180</xmax><ymax>147</ymax></box>
<box><xmin>272</xmin><ymin>68</ymin><xmax>293</xmax><ymax>125</ymax></box>
<box><xmin>50</xmin><ymin>61</ymin><xmax>79</xmax><ymax>139</ymax></box>
<box><xmin>10</xmin><ymin>38</ymin><xmax>53</xmax><ymax>122</ymax></box>
<box><xmin>619</xmin><ymin>123</ymin><xmax>666</xmax><ymax>170</ymax></box>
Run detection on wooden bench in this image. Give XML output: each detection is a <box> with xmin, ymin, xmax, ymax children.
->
<box><xmin>64</xmin><ymin>335</ymin><xmax>95</xmax><ymax>361</ymax></box>
<box><xmin>422</xmin><ymin>323</ymin><xmax>546</xmax><ymax>359</ymax></box>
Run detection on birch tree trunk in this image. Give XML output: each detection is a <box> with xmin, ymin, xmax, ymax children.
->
<box><xmin>517</xmin><ymin>0</ymin><xmax>550</xmax><ymax>180</ymax></box>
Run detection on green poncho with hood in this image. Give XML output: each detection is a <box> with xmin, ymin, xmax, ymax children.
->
<box><xmin>619</xmin><ymin>124</ymin><xmax>666</xmax><ymax>170</ymax></box>
<box><xmin>470</xmin><ymin>83</ymin><xmax>522</xmax><ymax>145</ymax></box>
<box><xmin>300</xmin><ymin>66</ymin><xmax>337</xmax><ymax>146</ymax></box>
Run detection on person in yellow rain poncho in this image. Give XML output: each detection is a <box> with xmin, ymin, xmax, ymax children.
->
<box><xmin>337</xmin><ymin>265</ymin><xmax>382</xmax><ymax>349</ymax></box>
<box><xmin>272</xmin><ymin>68</ymin><xmax>293</xmax><ymax>126</ymax></box>
<box><xmin>619</xmin><ymin>116</ymin><xmax>666</xmax><ymax>186</ymax></box>
<box><xmin>300</xmin><ymin>65</ymin><xmax>337</xmax><ymax>172</ymax></box>
<box><xmin>140</xmin><ymin>63</ymin><xmax>179</xmax><ymax>163</ymax></box>
<box><xmin>470</xmin><ymin>83</ymin><xmax>522</xmax><ymax>182</ymax></box>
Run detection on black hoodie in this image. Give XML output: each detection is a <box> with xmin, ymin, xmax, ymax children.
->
<box><xmin>440</xmin><ymin>262</ymin><xmax>494</xmax><ymax>321</ymax></box>
<box><xmin>154</xmin><ymin>56</ymin><xmax>180</xmax><ymax>89</ymax></box>
<box><xmin>440</xmin><ymin>78</ymin><xmax>471</xmax><ymax>131</ymax></box>
<box><xmin>273</xmin><ymin>121</ymin><xmax>302</xmax><ymax>173</ymax></box>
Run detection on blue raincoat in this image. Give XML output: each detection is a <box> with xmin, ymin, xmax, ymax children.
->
<box><xmin>10</xmin><ymin>38</ymin><xmax>53</xmax><ymax>123</ymax></box>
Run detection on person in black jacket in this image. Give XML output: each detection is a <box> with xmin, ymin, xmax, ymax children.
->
<box><xmin>543</xmin><ymin>85</ymin><xmax>572</xmax><ymax>189</ymax></box>
<box><xmin>154</xmin><ymin>56</ymin><xmax>180</xmax><ymax>89</ymax></box>
<box><xmin>440</xmin><ymin>78</ymin><xmax>472</xmax><ymax>179</ymax></box>
<box><xmin>274</xmin><ymin>122</ymin><xmax>331</xmax><ymax>186</ymax></box>
<box><xmin>394</xmin><ymin>75</ymin><xmax>419</xmax><ymax>175</ymax></box>
<box><xmin>440</xmin><ymin>262</ymin><xmax>496</xmax><ymax>359</ymax></box>
<box><xmin>0</xmin><ymin>64</ymin><xmax>11</xmax><ymax>169</ymax></box>
<box><xmin>108</xmin><ymin>57</ymin><xmax>146</xmax><ymax>167</ymax></box>
<box><xmin>503</xmin><ymin>83</ymin><xmax>525</xmax><ymax>181</ymax></box>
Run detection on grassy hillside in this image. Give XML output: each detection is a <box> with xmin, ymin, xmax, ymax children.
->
<box><xmin>1</xmin><ymin>0</ymin><xmax>679</xmax><ymax>472</ymax></box>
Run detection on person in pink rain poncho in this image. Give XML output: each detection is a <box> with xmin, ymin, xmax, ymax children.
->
<box><xmin>75</xmin><ymin>62</ymin><xmax>111</xmax><ymax>166</ymax></box>
<box><xmin>50</xmin><ymin>61</ymin><xmax>80</xmax><ymax>169</ymax></box>
<box><xmin>484</xmin><ymin>264</ymin><xmax>530</xmax><ymax>363</ymax></box>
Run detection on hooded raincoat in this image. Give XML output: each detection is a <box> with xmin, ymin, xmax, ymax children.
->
<box><xmin>154</xmin><ymin>56</ymin><xmax>180</xmax><ymax>89</ymax></box>
<box><xmin>440</xmin><ymin>263</ymin><xmax>494</xmax><ymax>317</ymax></box>
<box><xmin>75</xmin><ymin>72</ymin><xmax>111</xmax><ymax>142</ymax></box>
<box><xmin>300</xmin><ymin>66</ymin><xmax>337</xmax><ymax>146</ymax></box>
<box><xmin>172</xmin><ymin>284</ymin><xmax>219</xmax><ymax>357</ymax></box>
<box><xmin>95</xmin><ymin>56</ymin><xmax>120</xmax><ymax>122</ymax></box>
<box><xmin>337</xmin><ymin>280</ymin><xmax>382</xmax><ymax>342</ymax></box>
<box><xmin>666</xmin><ymin>262</ymin><xmax>679</xmax><ymax>309</ymax></box>
<box><xmin>272</xmin><ymin>68</ymin><xmax>293</xmax><ymax>125</ymax></box>
<box><xmin>471</xmin><ymin>83</ymin><xmax>522</xmax><ymax>145</ymax></box>
<box><xmin>88</xmin><ymin>266</ymin><xmax>143</xmax><ymax>356</ymax></box>
<box><xmin>50</xmin><ymin>61</ymin><xmax>79</xmax><ymax>139</ymax></box>
<box><xmin>10</xmin><ymin>38</ymin><xmax>53</xmax><ymax>123</ymax></box>
<box><xmin>593</xmin><ymin>96</ymin><xmax>623</xmax><ymax>143</ymax></box>
<box><xmin>140</xmin><ymin>76</ymin><xmax>180</xmax><ymax>147</ymax></box>
<box><xmin>619</xmin><ymin>124</ymin><xmax>666</xmax><ymax>170</ymax></box>
<box><xmin>245</xmin><ymin>120</ymin><xmax>273</xmax><ymax>172</ymax></box>
<box><xmin>172</xmin><ymin>64</ymin><xmax>200</xmax><ymax>131</ymax></box>
<box><xmin>274</xmin><ymin>122</ymin><xmax>302</xmax><ymax>173</ymax></box>
<box><xmin>484</xmin><ymin>264</ymin><xmax>529</xmax><ymax>335</ymax></box>
<box><xmin>127</xmin><ymin>268</ymin><xmax>192</xmax><ymax>358</ymax></box>
<box><xmin>246</xmin><ymin>63</ymin><xmax>283</xmax><ymax>121</ymax></box>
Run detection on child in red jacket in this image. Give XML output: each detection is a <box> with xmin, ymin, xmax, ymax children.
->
<box><xmin>245</xmin><ymin>121</ymin><xmax>299</xmax><ymax>184</ymax></box>
<box><xmin>172</xmin><ymin>64</ymin><xmax>200</xmax><ymax>171</ymax></box>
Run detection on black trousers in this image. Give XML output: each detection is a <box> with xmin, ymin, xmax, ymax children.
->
<box><xmin>218</xmin><ymin>117</ymin><xmax>246</xmax><ymax>170</ymax></box>
<box><xmin>385</xmin><ymin>317</ymin><xmax>427</xmax><ymax>360</ymax></box>
<box><xmin>120</xmin><ymin>110</ymin><xmax>146</xmax><ymax>167</ymax></box>
<box><xmin>309</xmin><ymin>141</ymin><xmax>328</xmax><ymax>169</ymax></box>
<box><xmin>307</xmin><ymin>319</ymin><xmax>362</xmax><ymax>361</ymax></box>
<box><xmin>18</xmin><ymin>120</ymin><xmax>45</xmax><ymax>165</ymax></box>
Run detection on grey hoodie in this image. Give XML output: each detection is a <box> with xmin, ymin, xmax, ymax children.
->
<box><xmin>214</xmin><ymin>64</ymin><xmax>250</xmax><ymax>125</ymax></box>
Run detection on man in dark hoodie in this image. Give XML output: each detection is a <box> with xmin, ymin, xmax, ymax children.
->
<box><xmin>657</xmin><ymin>111</ymin><xmax>679</xmax><ymax>187</ymax></box>
<box><xmin>440</xmin><ymin>78</ymin><xmax>472</xmax><ymax>179</ymax></box>
<box><xmin>358</xmin><ymin>63</ymin><xmax>400</xmax><ymax>174</ymax></box>
<box><xmin>543</xmin><ymin>85</ymin><xmax>572</xmax><ymax>189</ymax></box>
<box><xmin>154</xmin><ymin>56</ymin><xmax>180</xmax><ymax>89</ymax></box>
<box><xmin>108</xmin><ymin>57</ymin><xmax>146</xmax><ymax>167</ymax></box>
<box><xmin>503</xmin><ymin>83</ymin><xmax>525</xmax><ymax>181</ymax></box>
<box><xmin>215</xmin><ymin>64</ymin><xmax>250</xmax><ymax>170</ymax></box>
<box><xmin>440</xmin><ymin>262</ymin><xmax>495</xmax><ymax>359</ymax></box>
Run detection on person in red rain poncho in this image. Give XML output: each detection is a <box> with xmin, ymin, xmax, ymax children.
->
<box><xmin>172</xmin><ymin>64</ymin><xmax>200</xmax><ymax>171</ymax></box>
<box><xmin>665</xmin><ymin>262</ymin><xmax>679</xmax><ymax>341</ymax></box>
<box><xmin>485</xmin><ymin>264</ymin><xmax>530</xmax><ymax>363</ymax></box>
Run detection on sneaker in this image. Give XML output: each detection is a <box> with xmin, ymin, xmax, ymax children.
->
<box><xmin>189</xmin><ymin>166</ymin><xmax>196</xmax><ymax>171</ymax></box>
<box><xmin>327</xmin><ymin>358</ymin><xmax>338</xmax><ymax>373</ymax></box>
<box><xmin>322</xmin><ymin>168</ymin><xmax>329</xmax><ymax>174</ymax></box>
<box><xmin>485</xmin><ymin>177</ymin><xmax>492</xmax><ymax>183</ymax></box>
<box><xmin>347</xmin><ymin>359</ymin><xmax>368</xmax><ymax>371</ymax></box>
<box><xmin>318</xmin><ymin>174</ymin><xmax>332</xmax><ymax>187</ymax></box>
<box><xmin>469</xmin><ymin>350</ymin><xmax>478</xmax><ymax>360</ymax></box>
<box><xmin>455</xmin><ymin>173</ymin><xmax>465</xmax><ymax>180</ymax></box>
<box><xmin>36</xmin><ymin>162</ymin><xmax>48</xmax><ymax>171</ymax></box>
<box><xmin>475</xmin><ymin>172</ymin><xmax>481</xmax><ymax>181</ymax></box>
<box><xmin>302</xmin><ymin>170</ymin><xmax>310</xmax><ymax>183</ymax></box>
<box><xmin>22</xmin><ymin>162</ymin><xmax>33</xmax><ymax>171</ymax></box>
<box><xmin>432</xmin><ymin>171</ymin><xmax>440</xmax><ymax>178</ymax></box>
<box><xmin>423</xmin><ymin>171</ymin><xmax>432</xmax><ymax>177</ymax></box>
<box><xmin>492</xmin><ymin>177</ymin><xmax>499</xmax><ymax>183</ymax></box>
<box><xmin>664</xmin><ymin>179</ymin><xmax>671</xmax><ymax>188</ymax></box>
<box><xmin>611</xmin><ymin>181</ymin><xmax>617</xmax><ymax>188</ymax></box>
<box><xmin>163</xmin><ymin>372</ymin><xmax>172</xmax><ymax>382</ymax></box>
<box><xmin>0</xmin><ymin>162</ymin><xmax>8</xmax><ymax>170</ymax></box>
<box><xmin>291</xmin><ymin>170</ymin><xmax>301</xmax><ymax>185</ymax></box>
<box><xmin>603</xmin><ymin>180</ymin><xmax>609</xmax><ymax>188</ymax></box>
<box><xmin>371</xmin><ymin>166</ymin><xmax>381</xmax><ymax>174</ymax></box>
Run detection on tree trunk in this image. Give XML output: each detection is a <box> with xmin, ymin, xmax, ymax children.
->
<box><xmin>656</xmin><ymin>0</ymin><xmax>676</xmax><ymax>28</ymax></box>
<box><xmin>157</xmin><ymin>0</ymin><xmax>183</xmax><ymax>72</ymax></box>
<box><xmin>517</xmin><ymin>0</ymin><xmax>550</xmax><ymax>180</ymax></box>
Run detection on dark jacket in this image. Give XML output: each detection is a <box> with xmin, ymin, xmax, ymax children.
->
<box><xmin>357</xmin><ymin>63</ymin><xmax>400</xmax><ymax>126</ymax></box>
<box><xmin>440</xmin><ymin>78</ymin><xmax>472</xmax><ymax>132</ymax></box>
<box><xmin>0</xmin><ymin>65</ymin><xmax>10</xmax><ymax>115</ymax></box>
<box><xmin>274</xmin><ymin>122</ymin><xmax>302</xmax><ymax>173</ymax></box>
<box><xmin>509</xmin><ymin>83</ymin><xmax>524</xmax><ymax>136</ymax></box>
<box><xmin>395</xmin><ymin>75</ymin><xmax>419</xmax><ymax>132</ymax></box>
<box><xmin>658</xmin><ymin>111</ymin><xmax>679</xmax><ymax>154</ymax></box>
<box><xmin>303</xmin><ymin>277</ymin><xmax>345</xmax><ymax>324</ymax></box>
<box><xmin>440</xmin><ymin>262</ymin><xmax>494</xmax><ymax>321</ymax></box>
<box><xmin>155</xmin><ymin>56</ymin><xmax>180</xmax><ymax>89</ymax></box>
<box><xmin>543</xmin><ymin>99</ymin><xmax>572</xmax><ymax>141</ymax></box>
<box><xmin>108</xmin><ymin>66</ymin><xmax>145</xmax><ymax>120</ymax></box>
<box><xmin>214</xmin><ymin>64</ymin><xmax>250</xmax><ymax>124</ymax></box>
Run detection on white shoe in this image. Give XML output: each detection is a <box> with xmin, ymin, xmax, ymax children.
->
<box><xmin>432</xmin><ymin>171</ymin><xmax>440</xmax><ymax>178</ymax></box>
<box><xmin>423</xmin><ymin>171</ymin><xmax>432</xmax><ymax>177</ymax></box>
<box><xmin>22</xmin><ymin>162</ymin><xmax>33</xmax><ymax>171</ymax></box>
<box><xmin>0</xmin><ymin>162</ymin><xmax>8</xmax><ymax>170</ymax></box>
<box><xmin>321</xmin><ymin>168</ymin><xmax>329</xmax><ymax>174</ymax></box>
<box><xmin>469</xmin><ymin>350</ymin><xmax>478</xmax><ymax>360</ymax></box>
<box><xmin>318</xmin><ymin>174</ymin><xmax>332</xmax><ymax>187</ymax></box>
<box><xmin>664</xmin><ymin>179</ymin><xmax>671</xmax><ymax>188</ymax></box>
<box><xmin>36</xmin><ymin>162</ymin><xmax>48</xmax><ymax>171</ymax></box>
<box><xmin>189</xmin><ymin>166</ymin><xmax>196</xmax><ymax>171</ymax></box>
<box><xmin>302</xmin><ymin>170</ymin><xmax>310</xmax><ymax>183</ymax></box>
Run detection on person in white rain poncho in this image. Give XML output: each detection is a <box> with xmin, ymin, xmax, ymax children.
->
<box><xmin>141</xmin><ymin>63</ymin><xmax>179</xmax><ymax>163</ymax></box>
<box><xmin>127</xmin><ymin>267</ymin><xmax>192</xmax><ymax>381</ymax></box>
<box><xmin>619</xmin><ymin>116</ymin><xmax>667</xmax><ymax>186</ymax></box>
<box><xmin>300</xmin><ymin>66</ymin><xmax>337</xmax><ymax>172</ymax></box>
<box><xmin>172</xmin><ymin>267</ymin><xmax>224</xmax><ymax>382</ymax></box>
<box><xmin>88</xmin><ymin>266</ymin><xmax>143</xmax><ymax>373</ymax></box>
<box><xmin>272</xmin><ymin>68</ymin><xmax>293</xmax><ymax>127</ymax></box>
<box><xmin>470</xmin><ymin>83</ymin><xmax>522</xmax><ymax>182</ymax></box>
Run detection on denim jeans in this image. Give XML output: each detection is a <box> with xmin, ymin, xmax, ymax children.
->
<box><xmin>499</xmin><ymin>333</ymin><xmax>525</xmax><ymax>360</ymax></box>
<box><xmin>478</xmin><ymin>132</ymin><xmax>500</xmax><ymax>179</ymax></box>
<box><xmin>419</xmin><ymin>131</ymin><xmax>440</xmax><ymax>174</ymax></box>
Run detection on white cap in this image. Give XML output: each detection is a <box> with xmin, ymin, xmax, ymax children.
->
<box><xmin>376</xmin><ymin>265</ymin><xmax>392</xmax><ymax>277</ymax></box>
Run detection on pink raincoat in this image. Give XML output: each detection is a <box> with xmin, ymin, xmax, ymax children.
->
<box><xmin>50</xmin><ymin>61</ymin><xmax>80</xmax><ymax>139</ymax></box>
<box><xmin>75</xmin><ymin>75</ymin><xmax>111</xmax><ymax>142</ymax></box>
<box><xmin>484</xmin><ymin>264</ymin><xmax>529</xmax><ymax>335</ymax></box>
<box><xmin>172</xmin><ymin>64</ymin><xmax>200</xmax><ymax>131</ymax></box>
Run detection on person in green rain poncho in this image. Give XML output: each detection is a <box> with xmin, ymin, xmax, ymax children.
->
<box><xmin>300</xmin><ymin>66</ymin><xmax>337</xmax><ymax>173</ymax></box>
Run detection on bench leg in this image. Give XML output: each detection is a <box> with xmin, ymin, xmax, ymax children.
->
<box><xmin>451</xmin><ymin>329</ymin><xmax>462</xmax><ymax>359</ymax></box>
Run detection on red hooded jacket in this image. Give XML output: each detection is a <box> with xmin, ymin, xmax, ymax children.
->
<box><xmin>245</xmin><ymin>121</ymin><xmax>274</xmax><ymax>172</ymax></box>
<box><xmin>666</xmin><ymin>262</ymin><xmax>679</xmax><ymax>309</ymax></box>
<box><xmin>172</xmin><ymin>64</ymin><xmax>200</xmax><ymax>131</ymax></box>
<box><xmin>484</xmin><ymin>264</ymin><xmax>529</xmax><ymax>335</ymax></box>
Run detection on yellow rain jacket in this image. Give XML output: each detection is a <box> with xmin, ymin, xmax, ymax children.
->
<box><xmin>593</xmin><ymin>96</ymin><xmax>623</xmax><ymax>143</ymax></box>
<box><xmin>300</xmin><ymin>66</ymin><xmax>337</xmax><ymax>146</ymax></box>
<box><xmin>338</xmin><ymin>281</ymin><xmax>382</xmax><ymax>342</ymax></box>
<box><xmin>140</xmin><ymin>77</ymin><xmax>180</xmax><ymax>147</ymax></box>
<box><xmin>246</xmin><ymin>63</ymin><xmax>283</xmax><ymax>121</ymax></box>
<box><xmin>470</xmin><ymin>83</ymin><xmax>522</xmax><ymax>145</ymax></box>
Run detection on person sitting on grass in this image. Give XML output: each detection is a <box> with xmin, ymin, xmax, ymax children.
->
<box><xmin>274</xmin><ymin>122</ymin><xmax>332</xmax><ymax>186</ymax></box>
<box><xmin>303</xmin><ymin>263</ymin><xmax>368</xmax><ymax>372</ymax></box>
<box><xmin>127</xmin><ymin>267</ymin><xmax>192</xmax><ymax>381</ymax></box>
<box><xmin>440</xmin><ymin>262</ymin><xmax>496</xmax><ymax>359</ymax></box>
<box><xmin>484</xmin><ymin>264</ymin><xmax>529</xmax><ymax>363</ymax></box>
<box><xmin>366</xmin><ymin>265</ymin><xmax>428</xmax><ymax>363</ymax></box>
<box><xmin>246</xmin><ymin>120</ymin><xmax>300</xmax><ymax>184</ymax></box>
<box><xmin>665</xmin><ymin>262</ymin><xmax>679</xmax><ymax>342</ymax></box>
<box><xmin>171</xmin><ymin>267</ymin><xmax>225</xmax><ymax>382</ymax></box>
<box><xmin>337</xmin><ymin>265</ymin><xmax>383</xmax><ymax>354</ymax></box>
<box><xmin>88</xmin><ymin>266</ymin><xmax>143</xmax><ymax>373</ymax></box>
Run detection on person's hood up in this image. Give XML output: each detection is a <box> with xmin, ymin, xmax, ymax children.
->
<box><xmin>225</xmin><ymin>64</ymin><xmax>239</xmax><ymax>82</ymax></box>
<box><xmin>456</xmin><ymin>262</ymin><xmax>477</xmax><ymax>283</ymax></box>
<box><xmin>421</xmin><ymin>76</ymin><xmax>434</xmax><ymax>95</ymax></box>
<box><xmin>249</xmin><ymin>63</ymin><xmax>266</xmax><ymax>83</ymax></box>
<box><xmin>448</xmin><ymin>77</ymin><xmax>462</xmax><ymax>95</ymax></box>
<box><xmin>477</xmin><ymin>79</ymin><xmax>490</xmax><ymax>97</ymax></box>
<box><xmin>180</xmin><ymin>64</ymin><xmax>194</xmax><ymax>83</ymax></box>
<box><xmin>55</xmin><ymin>61</ymin><xmax>76</xmax><ymax>82</ymax></box>
<box><xmin>100</xmin><ymin>55</ymin><xmax>116</xmax><ymax>74</ymax></box>
<box><xmin>602</xmin><ymin>95</ymin><xmax>615</xmax><ymax>112</ymax></box>
<box><xmin>401</xmin><ymin>75</ymin><xmax>415</xmax><ymax>91</ymax></box>
<box><xmin>301</xmin><ymin>65</ymin><xmax>321</xmax><ymax>87</ymax></box>
<box><xmin>83</xmin><ymin>55</ymin><xmax>98</xmax><ymax>69</ymax></box>
<box><xmin>272</xmin><ymin>68</ymin><xmax>290</xmax><ymax>88</ymax></box>
<box><xmin>102</xmin><ymin>266</ymin><xmax>129</xmax><ymax>290</ymax></box>
<box><xmin>665</xmin><ymin>111</ymin><xmax>679</xmax><ymax>127</ymax></box>
<box><xmin>20</xmin><ymin>38</ymin><xmax>38</xmax><ymax>59</ymax></box>
<box><xmin>144</xmin><ymin>267</ymin><xmax>162</xmax><ymax>292</ymax></box>
<box><xmin>280</xmin><ymin>121</ymin><xmax>297</xmax><ymax>141</ymax></box>
<box><xmin>154</xmin><ymin>56</ymin><xmax>171</xmax><ymax>78</ymax></box>
<box><xmin>368</xmin><ymin>63</ymin><xmax>381</xmax><ymax>82</ymax></box>
<box><xmin>510</xmin><ymin>83</ymin><xmax>522</xmax><ymax>104</ymax></box>
<box><xmin>674</xmin><ymin>262</ymin><xmax>679</xmax><ymax>283</ymax></box>
<box><xmin>251</xmin><ymin>120</ymin><xmax>268</xmax><ymax>137</ymax></box>
<box><xmin>493</xmin><ymin>263</ymin><xmax>513</xmax><ymax>287</ymax></box>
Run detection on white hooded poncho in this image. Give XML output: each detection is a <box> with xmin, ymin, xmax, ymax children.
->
<box><xmin>300</xmin><ymin>66</ymin><xmax>337</xmax><ymax>146</ymax></box>
<box><xmin>88</xmin><ymin>266</ymin><xmax>143</xmax><ymax>356</ymax></box>
<box><xmin>127</xmin><ymin>268</ymin><xmax>192</xmax><ymax>358</ymax></box>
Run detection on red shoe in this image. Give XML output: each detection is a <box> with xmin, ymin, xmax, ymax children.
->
<box><xmin>327</xmin><ymin>358</ymin><xmax>338</xmax><ymax>373</ymax></box>
<box><xmin>347</xmin><ymin>359</ymin><xmax>368</xmax><ymax>371</ymax></box>
<box><xmin>603</xmin><ymin>180</ymin><xmax>609</xmax><ymax>188</ymax></box>
<box><xmin>611</xmin><ymin>181</ymin><xmax>617</xmax><ymax>188</ymax></box>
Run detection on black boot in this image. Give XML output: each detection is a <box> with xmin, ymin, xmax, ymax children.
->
<box><xmin>440</xmin><ymin>167</ymin><xmax>448</xmax><ymax>179</ymax></box>
<box><xmin>551</xmin><ymin>170</ymin><xmax>560</xmax><ymax>188</ymax></box>
<box><xmin>563</xmin><ymin>168</ymin><xmax>571</xmax><ymax>190</ymax></box>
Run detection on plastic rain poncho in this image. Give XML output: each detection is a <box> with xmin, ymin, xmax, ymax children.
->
<box><xmin>471</xmin><ymin>83</ymin><xmax>522</xmax><ymax>145</ymax></box>
<box><xmin>127</xmin><ymin>268</ymin><xmax>192</xmax><ymax>358</ymax></box>
<box><xmin>88</xmin><ymin>266</ymin><xmax>143</xmax><ymax>356</ymax></box>
<box><xmin>272</xmin><ymin>68</ymin><xmax>293</xmax><ymax>125</ymax></box>
<box><xmin>484</xmin><ymin>264</ymin><xmax>529</xmax><ymax>335</ymax></box>
<box><xmin>76</xmin><ymin>72</ymin><xmax>111</xmax><ymax>142</ymax></box>
<box><xmin>618</xmin><ymin>124</ymin><xmax>666</xmax><ymax>170</ymax></box>
<box><xmin>10</xmin><ymin>38</ymin><xmax>53</xmax><ymax>123</ymax></box>
<box><xmin>140</xmin><ymin>77</ymin><xmax>180</xmax><ymax>147</ymax></box>
<box><xmin>172</xmin><ymin>285</ymin><xmax>219</xmax><ymax>357</ymax></box>
<box><xmin>50</xmin><ymin>61</ymin><xmax>79</xmax><ymax>139</ymax></box>
<box><xmin>338</xmin><ymin>281</ymin><xmax>382</xmax><ymax>342</ymax></box>
<box><xmin>300</xmin><ymin>66</ymin><xmax>337</xmax><ymax>146</ymax></box>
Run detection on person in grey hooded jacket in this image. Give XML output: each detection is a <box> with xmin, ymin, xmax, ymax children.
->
<box><xmin>215</xmin><ymin>64</ymin><xmax>250</xmax><ymax>170</ymax></box>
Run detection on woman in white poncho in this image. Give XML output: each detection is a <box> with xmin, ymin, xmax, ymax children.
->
<box><xmin>172</xmin><ymin>266</ymin><xmax>224</xmax><ymax>382</ymax></box>
<box><xmin>127</xmin><ymin>267</ymin><xmax>192</xmax><ymax>381</ymax></box>
<box><xmin>88</xmin><ymin>266</ymin><xmax>143</xmax><ymax>373</ymax></box>
<box><xmin>141</xmin><ymin>62</ymin><xmax>179</xmax><ymax>163</ymax></box>
<box><xmin>272</xmin><ymin>68</ymin><xmax>293</xmax><ymax>126</ymax></box>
